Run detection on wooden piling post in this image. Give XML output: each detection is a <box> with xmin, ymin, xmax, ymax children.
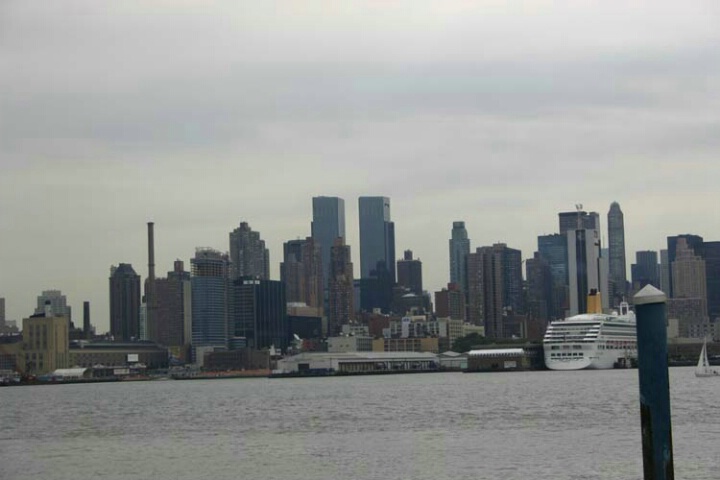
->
<box><xmin>634</xmin><ymin>285</ymin><xmax>674</xmax><ymax>480</ymax></box>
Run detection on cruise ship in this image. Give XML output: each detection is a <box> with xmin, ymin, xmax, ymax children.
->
<box><xmin>543</xmin><ymin>298</ymin><xmax>636</xmax><ymax>371</ymax></box>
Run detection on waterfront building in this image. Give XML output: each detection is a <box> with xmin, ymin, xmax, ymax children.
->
<box><xmin>69</xmin><ymin>341</ymin><xmax>168</xmax><ymax>370</ymax></box>
<box><xmin>466</xmin><ymin>346</ymin><xmax>544</xmax><ymax>371</ymax></box>
<box><xmin>631</xmin><ymin>251</ymin><xmax>660</xmax><ymax>294</ymax></box>
<box><xmin>202</xmin><ymin>348</ymin><xmax>269</xmax><ymax>371</ymax></box>
<box><xmin>396</xmin><ymin>250</ymin><xmax>423</xmax><ymax>295</ymax></box>
<box><xmin>229</xmin><ymin>221</ymin><xmax>270</xmax><ymax>281</ymax></box>
<box><xmin>327</xmin><ymin>237</ymin><xmax>354</xmax><ymax>336</ymax></box>
<box><xmin>280</xmin><ymin>237</ymin><xmax>323</xmax><ymax>311</ymax></box>
<box><xmin>607</xmin><ymin>202</ymin><xmax>627</xmax><ymax>305</ymax></box>
<box><xmin>109</xmin><ymin>264</ymin><xmax>141</xmax><ymax>341</ymax></box>
<box><xmin>0</xmin><ymin>334</ymin><xmax>22</xmax><ymax>372</ymax></box>
<box><xmin>22</xmin><ymin>308</ymin><xmax>69</xmax><ymax>375</ymax></box>
<box><xmin>274</xmin><ymin>351</ymin><xmax>439</xmax><ymax>375</ymax></box>
<box><xmin>191</xmin><ymin>249</ymin><xmax>230</xmax><ymax>356</ymax></box>
<box><xmin>231</xmin><ymin>278</ymin><xmax>288</xmax><ymax>352</ymax></box>
<box><xmin>311</xmin><ymin>196</ymin><xmax>346</xmax><ymax>295</ymax></box>
<box><xmin>449</xmin><ymin>221</ymin><xmax>470</xmax><ymax>295</ymax></box>
<box><xmin>358</xmin><ymin>196</ymin><xmax>395</xmax><ymax>282</ymax></box>
<box><xmin>434</xmin><ymin>283</ymin><xmax>465</xmax><ymax>320</ymax></box>
<box><xmin>35</xmin><ymin>290</ymin><xmax>72</xmax><ymax>326</ymax></box>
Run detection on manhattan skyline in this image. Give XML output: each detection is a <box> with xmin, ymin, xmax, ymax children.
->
<box><xmin>2</xmin><ymin>2</ymin><xmax>719</xmax><ymax>328</ymax></box>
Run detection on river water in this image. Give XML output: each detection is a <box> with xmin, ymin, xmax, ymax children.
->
<box><xmin>1</xmin><ymin>367</ymin><xmax>718</xmax><ymax>480</ymax></box>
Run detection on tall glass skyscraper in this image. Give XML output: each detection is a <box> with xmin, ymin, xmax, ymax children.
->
<box><xmin>449</xmin><ymin>221</ymin><xmax>470</xmax><ymax>294</ymax></box>
<box><xmin>191</xmin><ymin>248</ymin><xmax>230</xmax><ymax>357</ymax></box>
<box><xmin>358</xmin><ymin>196</ymin><xmax>395</xmax><ymax>282</ymax></box>
<box><xmin>311</xmin><ymin>196</ymin><xmax>346</xmax><ymax>289</ymax></box>
<box><xmin>538</xmin><ymin>233</ymin><xmax>568</xmax><ymax>320</ymax></box>
<box><xmin>607</xmin><ymin>201</ymin><xmax>627</xmax><ymax>305</ymax></box>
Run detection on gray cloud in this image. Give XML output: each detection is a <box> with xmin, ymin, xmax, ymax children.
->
<box><xmin>2</xmin><ymin>1</ymin><xmax>720</xmax><ymax>327</ymax></box>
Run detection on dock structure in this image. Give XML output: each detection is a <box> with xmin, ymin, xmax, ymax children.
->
<box><xmin>634</xmin><ymin>285</ymin><xmax>674</xmax><ymax>480</ymax></box>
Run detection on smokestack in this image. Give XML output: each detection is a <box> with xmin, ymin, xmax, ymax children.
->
<box><xmin>148</xmin><ymin>222</ymin><xmax>156</xmax><ymax>283</ymax></box>
<box><xmin>147</xmin><ymin>222</ymin><xmax>156</xmax><ymax>341</ymax></box>
<box><xmin>83</xmin><ymin>301</ymin><xmax>91</xmax><ymax>338</ymax></box>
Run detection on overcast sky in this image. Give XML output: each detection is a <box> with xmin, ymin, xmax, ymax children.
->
<box><xmin>2</xmin><ymin>1</ymin><xmax>719</xmax><ymax>330</ymax></box>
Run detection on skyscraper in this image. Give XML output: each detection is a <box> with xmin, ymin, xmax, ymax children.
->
<box><xmin>434</xmin><ymin>283</ymin><xmax>465</xmax><ymax>320</ymax></box>
<box><xmin>328</xmin><ymin>237</ymin><xmax>354</xmax><ymax>336</ymax></box>
<box><xmin>153</xmin><ymin>260</ymin><xmax>192</xmax><ymax>351</ymax></box>
<box><xmin>669</xmin><ymin>237</ymin><xmax>708</xmax><ymax>328</ymax></box>
<box><xmin>525</xmin><ymin>252</ymin><xmax>552</xmax><ymax>323</ymax></box>
<box><xmin>666</xmin><ymin>234</ymin><xmax>703</xmax><ymax>297</ymax></box>
<box><xmin>280</xmin><ymin>237</ymin><xmax>323</xmax><ymax>311</ymax></box>
<box><xmin>537</xmin><ymin>233</ymin><xmax>568</xmax><ymax>320</ymax></box>
<box><xmin>229</xmin><ymin>222</ymin><xmax>270</xmax><ymax>281</ymax></box>
<box><xmin>659</xmin><ymin>249</ymin><xmax>670</xmax><ymax>294</ymax></box>
<box><xmin>466</xmin><ymin>246</ymin><xmax>503</xmax><ymax>337</ymax></box>
<box><xmin>607</xmin><ymin>202</ymin><xmax>627</xmax><ymax>305</ymax></box>
<box><xmin>397</xmin><ymin>250</ymin><xmax>423</xmax><ymax>295</ymax></box>
<box><xmin>231</xmin><ymin>278</ymin><xmax>288</xmax><ymax>352</ymax></box>
<box><xmin>0</xmin><ymin>297</ymin><xmax>5</xmax><ymax>327</ymax></box>
<box><xmin>449</xmin><ymin>221</ymin><xmax>470</xmax><ymax>295</ymax></box>
<box><xmin>109</xmin><ymin>264</ymin><xmax>141</xmax><ymax>341</ymax></box>
<box><xmin>358</xmin><ymin>196</ymin><xmax>395</xmax><ymax>282</ymax></box>
<box><xmin>703</xmin><ymin>241</ymin><xmax>720</xmax><ymax>320</ymax></box>
<box><xmin>35</xmin><ymin>290</ymin><xmax>72</xmax><ymax>325</ymax></box>
<box><xmin>311</xmin><ymin>196</ymin><xmax>346</xmax><ymax>292</ymax></box>
<box><xmin>191</xmin><ymin>249</ymin><xmax>230</xmax><ymax>356</ymax></box>
<box><xmin>631</xmin><ymin>251</ymin><xmax>660</xmax><ymax>293</ymax></box>
<box><xmin>566</xmin><ymin>228</ymin><xmax>604</xmax><ymax>316</ymax></box>
<box><xmin>280</xmin><ymin>239</ymin><xmax>305</xmax><ymax>305</ymax></box>
<box><xmin>558</xmin><ymin>210</ymin><xmax>600</xmax><ymax>235</ymax></box>
<box><xmin>465</xmin><ymin>243</ymin><xmax>523</xmax><ymax>339</ymax></box>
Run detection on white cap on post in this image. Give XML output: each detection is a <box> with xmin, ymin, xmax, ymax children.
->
<box><xmin>633</xmin><ymin>284</ymin><xmax>667</xmax><ymax>306</ymax></box>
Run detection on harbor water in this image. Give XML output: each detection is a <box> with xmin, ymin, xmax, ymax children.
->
<box><xmin>1</xmin><ymin>367</ymin><xmax>718</xmax><ymax>480</ymax></box>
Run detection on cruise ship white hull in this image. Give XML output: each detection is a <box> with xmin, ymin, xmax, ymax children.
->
<box><xmin>544</xmin><ymin>346</ymin><xmax>634</xmax><ymax>371</ymax></box>
<box><xmin>543</xmin><ymin>304</ymin><xmax>637</xmax><ymax>371</ymax></box>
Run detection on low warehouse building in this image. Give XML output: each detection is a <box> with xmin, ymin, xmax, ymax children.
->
<box><xmin>275</xmin><ymin>351</ymin><xmax>439</xmax><ymax>376</ymax></box>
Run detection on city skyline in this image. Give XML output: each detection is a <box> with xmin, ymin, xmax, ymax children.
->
<box><xmin>2</xmin><ymin>3</ymin><xmax>720</xmax><ymax>328</ymax></box>
<box><xmin>1</xmin><ymin>196</ymin><xmax>713</xmax><ymax>331</ymax></box>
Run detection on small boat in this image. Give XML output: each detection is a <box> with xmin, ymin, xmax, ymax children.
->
<box><xmin>694</xmin><ymin>337</ymin><xmax>720</xmax><ymax>378</ymax></box>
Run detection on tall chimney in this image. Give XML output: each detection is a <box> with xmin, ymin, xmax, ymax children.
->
<box><xmin>147</xmin><ymin>222</ymin><xmax>156</xmax><ymax>341</ymax></box>
<box><xmin>83</xmin><ymin>301</ymin><xmax>91</xmax><ymax>338</ymax></box>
